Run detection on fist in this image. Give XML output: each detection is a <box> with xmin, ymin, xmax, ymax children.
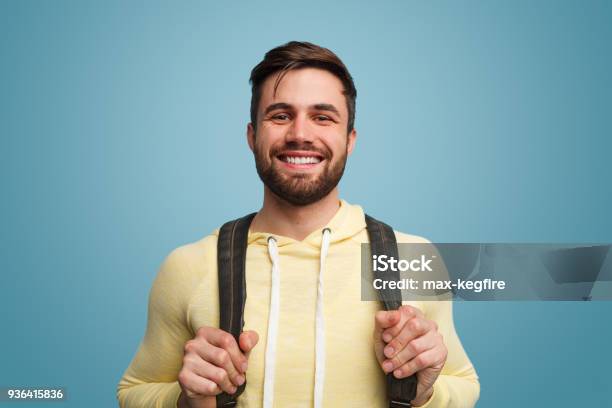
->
<box><xmin>373</xmin><ymin>305</ymin><xmax>447</xmax><ymax>407</ymax></box>
<box><xmin>177</xmin><ymin>327</ymin><xmax>259</xmax><ymax>408</ymax></box>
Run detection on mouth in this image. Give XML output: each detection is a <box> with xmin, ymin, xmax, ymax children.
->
<box><xmin>276</xmin><ymin>151</ymin><xmax>325</xmax><ymax>169</ymax></box>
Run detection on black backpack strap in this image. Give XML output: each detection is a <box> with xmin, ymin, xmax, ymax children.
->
<box><xmin>216</xmin><ymin>212</ymin><xmax>256</xmax><ymax>407</ymax></box>
<box><xmin>365</xmin><ymin>214</ymin><xmax>418</xmax><ymax>408</ymax></box>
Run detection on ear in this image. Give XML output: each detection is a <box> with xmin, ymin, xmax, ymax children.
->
<box><xmin>247</xmin><ymin>122</ymin><xmax>256</xmax><ymax>152</ymax></box>
<box><xmin>347</xmin><ymin>128</ymin><xmax>357</xmax><ymax>156</ymax></box>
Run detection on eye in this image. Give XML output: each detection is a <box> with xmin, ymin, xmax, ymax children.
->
<box><xmin>272</xmin><ymin>113</ymin><xmax>290</xmax><ymax>121</ymax></box>
<box><xmin>314</xmin><ymin>115</ymin><xmax>332</xmax><ymax>122</ymax></box>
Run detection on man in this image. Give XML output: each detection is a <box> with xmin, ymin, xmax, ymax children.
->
<box><xmin>117</xmin><ymin>41</ymin><xmax>479</xmax><ymax>407</ymax></box>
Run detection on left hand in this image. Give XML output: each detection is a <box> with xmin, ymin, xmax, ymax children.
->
<box><xmin>373</xmin><ymin>305</ymin><xmax>447</xmax><ymax>407</ymax></box>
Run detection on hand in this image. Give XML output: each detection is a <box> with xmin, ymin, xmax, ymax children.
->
<box><xmin>177</xmin><ymin>327</ymin><xmax>259</xmax><ymax>408</ymax></box>
<box><xmin>373</xmin><ymin>305</ymin><xmax>447</xmax><ymax>407</ymax></box>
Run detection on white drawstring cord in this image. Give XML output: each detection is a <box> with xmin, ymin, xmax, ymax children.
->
<box><xmin>263</xmin><ymin>229</ymin><xmax>332</xmax><ymax>408</ymax></box>
<box><xmin>264</xmin><ymin>236</ymin><xmax>280</xmax><ymax>408</ymax></box>
<box><xmin>314</xmin><ymin>228</ymin><xmax>331</xmax><ymax>408</ymax></box>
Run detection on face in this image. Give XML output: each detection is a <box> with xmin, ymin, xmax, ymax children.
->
<box><xmin>247</xmin><ymin>68</ymin><xmax>357</xmax><ymax>206</ymax></box>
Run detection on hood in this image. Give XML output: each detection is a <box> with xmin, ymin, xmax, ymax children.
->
<box><xmin>243</xmin><ymin>199</ymin><xmax>366</xmax><ymax>248</ymax></box>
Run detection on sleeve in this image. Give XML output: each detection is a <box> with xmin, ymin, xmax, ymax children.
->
<box><xmin>395</xmin><ymin>233</ymin><xmax>480</xmax><ymax>407</ymax></box>
<box><xmin>117</xmin><ymin>248</ymin><xmax>198</xmax><ymax>408</ymax></box>
<box><xmin>416</xmin><ymin>300</ymin><xmax>480</xmax><ymax>408</ymax></box>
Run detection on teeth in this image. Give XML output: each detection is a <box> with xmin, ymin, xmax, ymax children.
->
<box><xmin>283</xmin><ymin>156</ymin><xmax>321</xmax><ymax>164</ymax></box>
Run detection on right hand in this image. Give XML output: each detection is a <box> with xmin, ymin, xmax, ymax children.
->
<box><xmin>177</xmin><ymin>327</ymin><xmax>259</xmax><ymax>408</ymax></box>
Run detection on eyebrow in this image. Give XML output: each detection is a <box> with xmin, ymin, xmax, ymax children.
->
<box><xmin>313</xmin><ymin>103</ymin><xmax>340</xmax><ymax>115</ymax></box>
<box><xmin>264</xmin><ymin>102</ymin><xmax>292</xmax><ymax>115</ymax></box>
<box><xmin>263</xmin><ymin>102</ymin><xmax>341</xmax><ymax>116</ymax></box>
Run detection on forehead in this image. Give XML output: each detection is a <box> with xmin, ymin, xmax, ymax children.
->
<box><xmin>259</xmin><ymin>68</ymin><xmax>347</xmax><ymax>113</ymax></box>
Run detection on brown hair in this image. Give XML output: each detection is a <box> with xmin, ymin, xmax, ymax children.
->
<box><xmin>249</xmin><ymin>41</ymin><xmax>357</xmax><ymax>133</ymax></box>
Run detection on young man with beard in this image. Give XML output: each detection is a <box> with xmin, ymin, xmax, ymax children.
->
<box><xmin>118</xmin><ymin>42</ymin><xmax>480</xmax><ymax>408</ymax></box>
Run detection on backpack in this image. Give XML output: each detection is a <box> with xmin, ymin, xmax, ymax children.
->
<box><xmin>215</xmin><ymin>213</ymin><xmax>418</xmax><ymax>408</ymax></box>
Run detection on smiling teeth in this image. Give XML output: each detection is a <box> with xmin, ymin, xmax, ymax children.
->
<box><xmin>284</xmin><ymin>156</ymin><xmax>321</xmax><ymax>164</ymax></box>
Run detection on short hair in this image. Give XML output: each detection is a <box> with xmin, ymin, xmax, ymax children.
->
<box><xmin>249</xmin><ymin>41</ymin><xmax>357</xmax><ymax>133</ymax></box>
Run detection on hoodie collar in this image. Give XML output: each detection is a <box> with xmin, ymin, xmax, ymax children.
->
<box><xmin>245</xmin><ymin>199</ymin><xmax>366</xmax><ymax>248</ymax></box>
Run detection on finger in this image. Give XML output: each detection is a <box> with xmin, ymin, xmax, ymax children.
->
<box><xmin>194</xmin><ymin>358</ymin><xmax>239</xmax><ymax>394</ymax></box>
<box><xmin>381</xmin><ymin>306</ymin><xmax>421</xmax><ymax>342</ymax></box>
<box><xmin>239</xmin><ymin>330</ymin><xmax>260</xmax><ymax>360</ymax></box>
<box><xmin>198</xmin><ymin>327</ymin><xmax>248</xmax><ymax>375</ymax></box>
<box><xmin>179</xmin><ymin>369</ymin><xmax>222</xmax><ymax>397</ymax></box>
<box><xmin>393</xmin><ymin>347</ymin><xmax>444</xmax><ymax>379</ymax></box>
<box><xmin>374</xmin><ymin>310</ymin><xmax>400</xmax><ymax>340</ymax></box>
<box><xmin>185</xmin><ymin>340</ymin><xmax>245</xmax><ymax>387</ymax></box>
<box><xmin>384</xmin><ymin>317</ymin><xmax>432</xmax><ymax>359</ymax></box>
<box><xmin>383</xmin><ymin>329</ymin><xmax>438</xmax><ymax>373</ymax></box>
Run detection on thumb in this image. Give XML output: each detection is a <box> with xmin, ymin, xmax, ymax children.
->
<box><xmin>374</xmin><ymin>310</ymin><xmax>400</xmax><ymax>338</ymax></box>
<box><xmin>239</xmin><ymin>330</ymin><xmax>259</xmax><ymax>355</ymax></box>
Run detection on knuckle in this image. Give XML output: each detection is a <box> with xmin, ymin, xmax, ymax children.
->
<box><xmin>196</xmin><ymin>326</ymin><xmax>209</xmax><ymax>338</ymax></box>
<box><xmin>207</xmin><ymin>382</ymin><xmax>219</xmax><ymax>394</ymax></box>
<box><xmin>217</xmin><ymin>369</ymin><xmax>229</xmax><ymax>384</ymax></box>
<box><xmin>219</xmin><ymin>350</ymin><xmax>231</xmax><ymax>365</ymax></box>
<box><xmin>440</xmin><ymin>351</ymin><xmax>447</xmax><ymax>361</ymax></box>
<box><xmin>408</xmin><ymin>318</ymin><xmax>420</xmax><ymax>332</ymax></box>
<box><xmin>177</xmin><ymin>370</ymin><xmax>189</xmax><ymax>386</ymax></box>
<box><xmin>186</xmin><ymin>354</ymin><xmax>200</xmax><ymax>367</ymax></box>
<box><xmin>216</xmin><ymin>349</ymin><xmax>230</xmax><ymax>365</ymax></box>
<box><xmin>220</xmin><ymin>333</ymin><xmax>234</xmax><ymax>348</ymax></box>
<box><xmin>184</xmin><ymin>340</ymin><xmax>196</xmax><ymax>354</ymax></box>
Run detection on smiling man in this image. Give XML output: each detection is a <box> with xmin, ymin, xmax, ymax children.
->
<box><xmin>117</xmin><ymin>41</ymin><xmax>479</xmax><ymax>408</ymax></box>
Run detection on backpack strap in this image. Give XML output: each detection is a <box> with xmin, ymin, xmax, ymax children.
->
<box><xmin>365</xmin><ymin>214</ymin><xmax>418</xmax><ymax>408</ymax></box>
<box><xmin>216</xmin><ymin>212</ymin><xmax>256</xmax><ymax>407</ymax></box>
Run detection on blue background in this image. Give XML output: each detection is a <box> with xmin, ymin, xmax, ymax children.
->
<box><xmin>1</xmin><ymin>1</ymin><xmax>611</xmax><ymax>406</ymax></box>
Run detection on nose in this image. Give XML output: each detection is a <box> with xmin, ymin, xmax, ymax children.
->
<box><xmin>285</xmin><ymin>113</ymin><xmax>313</xmax><ymax>144</ymax></box>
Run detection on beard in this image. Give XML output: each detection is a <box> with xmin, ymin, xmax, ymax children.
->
<box><xmin>254</xmin><ymin>141</ymin><xmax>348</xmax><ymax>206</ymax></box>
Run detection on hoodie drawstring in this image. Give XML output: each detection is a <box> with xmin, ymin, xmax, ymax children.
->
<box><xmin>264</xmin><ymin>236</ymin><xmax>280</xmax><ymax>408</ymax></box>
<box><xmin>263</xmin><ymin>229</ymin><xmax>332</xmax><ymax>408</ymax></box>
<box><xmin>315</xmin><ymin>228</ymin><xmax>331</xmax><ymax>408</ymax></box>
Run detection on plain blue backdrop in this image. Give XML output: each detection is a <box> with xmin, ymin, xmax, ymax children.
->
<box><xmin>1</xmin><ymin>1</ymin><xmax>611</xmax><ymax>407</ymax></box>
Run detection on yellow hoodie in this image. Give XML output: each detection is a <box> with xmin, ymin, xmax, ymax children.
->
<box><xmin>117</xmin><ymin>200</ymin><xmax>479</xmax><ymax>407</ymax></box>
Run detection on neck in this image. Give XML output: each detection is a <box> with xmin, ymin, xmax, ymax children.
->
<box><xmin>251</xmin><ymin>187</ymin><xmax>341</xmax><ymax>241</ymax></box>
